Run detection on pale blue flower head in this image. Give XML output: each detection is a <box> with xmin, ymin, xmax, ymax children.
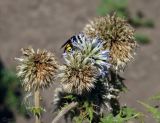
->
<box><xmin>60</xmin><ymin>33</ymin><xmax>111</xmax><ymax>94</ymax></box>
<box><xmin>70</xmin><ymin>32</ymin><xmax>110</xmax><ymax>75</ymax></box>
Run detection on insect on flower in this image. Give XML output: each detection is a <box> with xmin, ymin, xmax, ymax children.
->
<box><xmin>61</xmin><ymin>34</ymin><xmax>83</xmax><ymax>52</ymax></box>
<box><xmin>59</xmin><ymin>33</ymin><xmax>111</xmax><ymax>94</ymax></box>
<box><xmin>63</xmin><ymin>33</ymin><xmax>110</xmax><ymax>75</ymax></box>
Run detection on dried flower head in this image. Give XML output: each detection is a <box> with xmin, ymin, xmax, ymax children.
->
<box><xmin>83</xmin><ymin>14</ymin><xmax>137</xmax><ymax>71</ymax></box>
<box><xmin>58</xmin><ymin>52</ymin><xmax>98</xmax><ymax>95</ymax></box>
<box><xmin>16</xmin><ymin>47</ymin><xmax>58</xmax><ymax>91</ymax></box>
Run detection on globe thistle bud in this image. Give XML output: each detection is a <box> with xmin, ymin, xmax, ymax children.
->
<box><xmin>16</xmin><ymin>47</ymin><xmax>59</xmax><ymax>91</ymax></box>
<box><xmin>83</xmin><ymin>14</ymin><xmax>137</xmax><ymax>71</ymax></box>
<box><xmin>58</xmin><ymin>52</ymin><xmax>98</xmax><ymax>95</ymax></box>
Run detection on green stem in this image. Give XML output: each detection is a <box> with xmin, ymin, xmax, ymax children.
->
<box><xmin>35</xmin><ymin>89</ymin><xmax>41</xmax><ymax>123</ymax></box>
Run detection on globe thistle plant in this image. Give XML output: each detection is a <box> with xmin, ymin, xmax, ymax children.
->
<box><xmin>53</xmin><ymin>73</ymin><xmax>125</xmax><ymax>123</ymax></box>
<box><xmin>14</xmin><ymin>13</ymin><xmax>139</xmax><ymax>123</ymax></box>
<box><xmin>16</xmin><ymin>47</ymin><xmax>59</xmax><ymax>123</ymax></box>
<box><xmin>83</xmin><ymin>13</ymin><xmax>137</xmax><ymax>71</ymax></box>
<box><xmin>58</xmin><ymin>52</ymin><xmax>98</xmax><ymax>95</ymax></box>
<box><xmin>16</xmin><ymin>47</ymin><xmax>59</xmax><ymax>91</ymax></box>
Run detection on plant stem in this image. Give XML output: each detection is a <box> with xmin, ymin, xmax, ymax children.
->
<box><xmin>35</xmin><ymin>89</ymin><xmax>40</xmax><ymax>123</ymax></box>
<box><xmin>52</xmin><ymin>102</ymin><xmax>78</xmax><ymax>123</ymax></box>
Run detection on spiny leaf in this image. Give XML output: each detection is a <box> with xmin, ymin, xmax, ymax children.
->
<box><xmin>100</xmin><ymin>107</ymin><xmax>143</xmax><ymax>123</ymax></box>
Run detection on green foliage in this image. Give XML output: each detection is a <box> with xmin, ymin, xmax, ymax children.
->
<box><xmin>28</xmin><ymin>107</ymin><xmax>45</xmax><ymax>118</ymax></box>
<box><xmin>130</xmin><ymin>17</ymin><xmax>154</xmax><ymax>28</ymax></box>
<box><xmin>139</xmin><ymin>93</ymin><xmax>160</xmax><ymax>122</ymax></box>
<box><xmin>139</xmin><ymin>101</ymin><xmax>160</xmax><ymax>122</ymax></box>
<box><xmin>84</xmin><ymin>102</ymin><xmax>94</xmax><ymax>123</ymax></box>
<box><xmin>100</xmin><ymin>107</ymin><xmax>143</xmax><ymax>123</ymax></box>
<box><xmin>149</xmin><ymin>93</ymin><xmax>160</xmax><ymax>101</ymax></box>
<box><xmin>97</xmin><ymin>0</ymin><xmax>128</xmax><ymax>18</ymax></box>
<box><xmin>73</xmin><ymin>101</ymin><xmax>94</xmax><ymax>123</ymax></box>
<box><xmin>0</xmin><ymin>69</ymin><xmax>26</xmax><ymax>115</ymax></box>
<box><xmin>135</xmin><ymin>34</ymin><xmax>150</xmax><ymax>44</ymax></box>
<box><xmin>63</xmin><ymin>94</ymin><xmax>77</xmax><ymax>101</ymax></box>
<box><xmin>0</xmin><ymin>68</ymin><xmax>27</xmax><ymax>122</ymax></box>
<box><xmin>142</xmin><ymin>19</ymin><xmax>154</xmax><ymax>28</ymax></box>
<box><xmin>74</xmin><ymin>116</ymin><xmax>84</xmax><ymax>123</ymax></box>
<box><xmin>0</xmin><ymin>69</ymin><xmax>25</xmax><ymax>113</ymax></box>
<box><xmin>2</xmin><ymin>71</ymin><xmax>18</xmax><ymax>103</ymax></box>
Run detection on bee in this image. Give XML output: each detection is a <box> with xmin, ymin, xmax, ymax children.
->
<box><xmin>61</xmin><ymin>34</ymin><xmax>82</xmax><ymax>52</ymax></box>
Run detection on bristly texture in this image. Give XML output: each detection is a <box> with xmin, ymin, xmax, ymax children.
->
<box><xmin>53</xmin><ymin>72</ymin><xmax>126</xmax><ymax>122</ymax></box>
<box><xmin>58</xmin><ymin>52</ymin><xmax>98</xmax><ymax>95</ymax></box>
<box><xmin>71</xmin><ymin>33</ymin><xmax>110</xmax><ymax>74</ymax></box>
<box><xmin>16</xmin><ymin>47</ymin><xmax>59</xmax><ymax>91</ymax></box>
<box><xmin>83</xmin><ymin>14</ymin><xmax>137</xmax><ymax>71</ymax></box>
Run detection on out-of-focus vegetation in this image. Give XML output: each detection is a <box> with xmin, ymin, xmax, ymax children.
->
<box><xmin>100</xmin><ymin>106</ymin><xmax>143</xmax><ymax>123</ymax></box>
<box><xmin>97</xmin><ymin>0</ymin><xmax>154</xmax><ymax>44</ymax></box>
<box><xmin>135</xmin><ymin>34</ymin><xmax>150</xmax><ymax>44</ymax></box>
<box><xmin>97</xmin><ymin>0</ymin><xmax>128</xmax><ymax>18</ymax></box>
<box><xmin>139</xmin><ymin>93</ymin><xmax>160</xmax><ymax>123</ymax></box>
<box><xmin>0</xmin><ymin>60</ymin><xmax>27</xmax><ymax>123</ymax></box>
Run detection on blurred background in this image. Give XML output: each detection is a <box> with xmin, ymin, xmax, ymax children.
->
<box><xmin>0</xmin><ymin>0</ymin><xmax>159</xmax><ymax>123</ymax></box>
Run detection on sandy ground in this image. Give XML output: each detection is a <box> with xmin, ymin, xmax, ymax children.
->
<box><xmin>0</xmin><ymin>0</ymin><xmax>160</xmax><ymax>123</ymax></box>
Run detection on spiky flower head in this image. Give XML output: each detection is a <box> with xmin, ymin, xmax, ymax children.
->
<box><xmin>83</xmin><ymin>13</ymin><xmax>137</xmax><ymax>71</ymax></box>
<box><xmin>72</xmin><ymin>33</ymin><xmax>110</xmax><ymax>73</ymax></box>
<box><xmin>58</xmin><ymin>52</ymin><xmax>98</xmax><ymax>95</ymax></box>
<box><xmin>16</xmin><ymin>47</ymin><xmax>59</xmax><ymax>91</ymax></box>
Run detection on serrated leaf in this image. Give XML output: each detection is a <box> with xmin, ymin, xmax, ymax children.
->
<box><xmin>100</xmin><ymin>107</ymin><xmax>143</xmax><ymax>123</ymax></box>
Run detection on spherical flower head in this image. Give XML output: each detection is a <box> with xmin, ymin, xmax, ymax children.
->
<box><xmin>83</xmin><ymin>13</ymin><xmax>137</xmax><ymax>71</ymax></box>
<box><xmin>16</xmin><ymin>47</ymin><xmax>59</xmax><ymax>91</ymax></box>
<box><xmin>71</xmin><ymin>33</ymin><xmax>110</xmax><ymax>74</ymax></box>
<box><xmin>58</xmin><ymin>52</ymin><xmax>98</xmax><ymax>95</ymax></box>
